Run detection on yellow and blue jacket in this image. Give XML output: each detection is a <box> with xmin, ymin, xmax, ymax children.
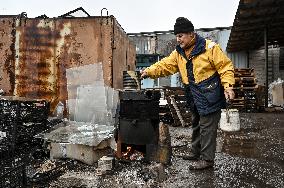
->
<box><xmin>145</xmin><ymin>34</ymin><xmax>235</xmax><ymax>115</ymax></box>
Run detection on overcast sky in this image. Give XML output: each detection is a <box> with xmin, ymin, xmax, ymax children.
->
<box><xmin>1</xmin><ymin>0</ymin><xmax>239</xmax><ymax>33</ymax></box>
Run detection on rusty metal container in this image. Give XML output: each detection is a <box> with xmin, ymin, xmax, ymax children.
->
<box><xmin>117</xmin><ymin>89</ymin><xmax>161</xmax><ymax>162</ymax></box>
<box><xmin>0</xmin><ymin>15</ymin><xmax>136</xmax><ymax>112</ymax></box>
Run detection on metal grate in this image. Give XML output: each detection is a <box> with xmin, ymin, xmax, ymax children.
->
<box><xmin>0</xmin><ymin>151</ymin><xmax>29</xmax><ymax>188</ymax></box>
<box><xmin>0</xmin><ymin>100</ymin><xmax>19</xmax><ymax>150</ymax></box>
<box><xmin>0</xmin><ymin>97</ymin><xmax>50</xmax><ymax>148</ymax></box>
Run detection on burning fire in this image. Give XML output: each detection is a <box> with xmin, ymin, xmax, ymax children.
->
<box><xmin>122</xmin><ymin>147</ymin><xmax>133</xmax><ymax>158</ymax></box>
<box><xmin>122</xmin><ymin>146</ymin><xmax>144</xmax><ymax>160</ymax></box>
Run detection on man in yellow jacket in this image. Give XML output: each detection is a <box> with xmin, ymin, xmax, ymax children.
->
<box><xmin>141</xmin><ymin>17</ymin><xmax>235</xmax><ymax>170</ymax></box>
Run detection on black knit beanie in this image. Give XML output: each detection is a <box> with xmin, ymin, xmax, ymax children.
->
<box><xmin>174</xmin><ymin>17</ymin><xmax>194</xmax><ymax>35</ymax></box>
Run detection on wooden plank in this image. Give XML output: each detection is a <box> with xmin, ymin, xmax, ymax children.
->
<box><xmin>234</xmin><ymin>68</ymin><xmax>254</xmax><ymax>72</ymax></box>
<box><xmin>235</xmin><ymin>77</ymin><xmax>257</xmax><ymax>83</ymax></box>
<box><xmin>231</xmin><ymin>97</ymin><xmax>245</xmax><ymax>101</ymax></box>
<box><xmin>233</xmin><ymin>85</ymin><xmax>258</xmax><ymax>91</ymax></box>
<box><xmin>235</xmin><ymin>72</ymin><xmax>255</xmax><ymax>77</ymax></box>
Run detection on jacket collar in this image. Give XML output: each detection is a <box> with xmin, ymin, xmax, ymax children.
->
<box><xmin>176</xmin><ymin>34</ymin><xmax>206</xmax><ymax>59</ymax></box>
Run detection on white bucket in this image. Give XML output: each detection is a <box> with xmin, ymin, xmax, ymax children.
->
<box><xmin>219</xmin><ymin>109</ymin><xmax>240</xmax><ymax>132</ymax></box>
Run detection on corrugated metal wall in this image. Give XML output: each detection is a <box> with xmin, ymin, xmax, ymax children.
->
<box><xmin>227</xmin><ymin>52</ymin><xmax>248</xmax><ymax>68</ymax></box>
<box><xmin>129</xmin><ymin>32</ymin><xmax>176</xmax><ymax>57</ymax></box>
<box><xmin>0</xmin><ymin>16</ymin><xmax>135</xmax><ymax>111</ymax></box>
<box><xmin>249</xmin><ymin>48</ymin><xmax>281</xmax><ymax>86</ymax></box>
<box><xmin>130</xmin><ymin>34</ymin><xmax>156</xmax><ymax>55</ymax></box>
<box><xmin>218</xmin><ymin>30</ymin><xmax>248</xmax><ymax>68</ymax></box>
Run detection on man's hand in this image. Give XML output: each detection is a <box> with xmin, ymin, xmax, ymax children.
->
<box><xmin>224</xmin><ymin>88</ymin><xmax>235</xmax><ymax>101</ymax></box>
<box><xmin>140</xmin><ymin>69</ymin><xmax>148</xmax><ymax>79</ymax></box>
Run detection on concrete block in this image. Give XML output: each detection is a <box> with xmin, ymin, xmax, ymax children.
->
<box><xmin>50</xmin><ymin>143</ymin><xmax>111</xmax><ymax>165</ymax></box>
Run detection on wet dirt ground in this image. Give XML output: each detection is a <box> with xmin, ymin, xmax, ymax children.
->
<box><xmin>45</xmin><ymin>112</ymin><xmax>283</xmax><ymax>188</ymax></box>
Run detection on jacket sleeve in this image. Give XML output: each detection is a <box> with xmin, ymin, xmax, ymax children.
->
<box><xmin>209</xmin><ymin>44</ymin><xmax>235</xmax><ymax>89</ymax></box>
<box><xmin>145</xmin><ymin>50</ymin><xmax>179</xmax><ymax>79</ymax></box>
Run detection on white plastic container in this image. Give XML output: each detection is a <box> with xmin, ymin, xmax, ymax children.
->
<box><xmin>55</xmin><ymin>101</ymin><xmax>64</xmax><ymax>119</ymax></box>
<box><xmin>98</xmin><ymin>156</ymin><xmax>114</xmax><ymax>171</ymax></box>
<box><xmin>219</xmin><ymin>109</ymin><xmax>240</xmax><ymax>132</ymax></box>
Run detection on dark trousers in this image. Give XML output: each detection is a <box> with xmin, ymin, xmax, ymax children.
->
<box><xmin>191</xmin><ymin>108</ymin><xmax>221</xmax><ymax>161</ymax></box>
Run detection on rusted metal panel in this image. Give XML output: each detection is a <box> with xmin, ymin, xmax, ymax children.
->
<box><xmin>0</xmin><ymin>17</ymin><xmax>16</xmax><ymax>95</ymax></box>
<box><xmin>127</xmin><ymin>38</ymin><xmax>136</xmax><ymax>70</ymax></box>
<box><xmin>54</xmin><ymin>18</ymin><xmax>111</xmax><ymax>111</ymax></box>
<box><xmin>1</xmin><ymin>16</ymin><xmax>135</xmax><ymax>112</ymax></box>
<box><xmin>55</xmin><ymin>17</ymin><xmax>121</xmax><ymax>110</ymax></box>
<box><xmin>14</xmin><ymin>18</ymin><xmax>58</xmax><ymax>110</ymax></box>
<box><xmin>112</xmin><ymin>18</ymin><xmax>136</xmax><ymax>89</ymax></box>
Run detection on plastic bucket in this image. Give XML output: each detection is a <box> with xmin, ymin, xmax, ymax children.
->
<box><xmin>219</xmin><ymin>109</ymin><xmax>240</xmax><ymax>132</ymax></box>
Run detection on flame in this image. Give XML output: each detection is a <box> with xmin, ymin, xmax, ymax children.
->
<box><xmin>122</xmin><ymin>146</ymin><xmax>144</xmax><ymax>160</ymax></box>
<box><xmin>122</xmin><ymin>146</ymin><xmax>133</xmax><ymax>158</ymax></box>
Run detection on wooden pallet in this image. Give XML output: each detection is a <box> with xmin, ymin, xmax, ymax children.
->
<box><xmin>235</xmin><ymin>77</ymin><xmax>256</xmax><ymax>83</ymax></box>
<box><xmin>232</xmin><ymin>68</ymin><xmax>264</xmax><ymax>112</ymax></box>
<box><xmin>164</xmin><ymin>88</ymin><xmax>191</xmax><ymax>127</ymax></box>
<box><xmin>234</xmin><ymin>68</ymin><xmax>254</xmax><ymax>72</ymax></box>
<box><xmin>234</xmin><ymin>68</ymin><xmax>255</xmax><ymax>76</ymax></box>
<box><xmin>233</xmin><ymin>85</ymin><xmax>258</xmax><ymax>91</ymax></box>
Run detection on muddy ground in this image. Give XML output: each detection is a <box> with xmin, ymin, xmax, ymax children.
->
<box><xmin>35</xmin><ymin>112</ymin><xmax>283</xmax><ymax>188</ymax></box>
